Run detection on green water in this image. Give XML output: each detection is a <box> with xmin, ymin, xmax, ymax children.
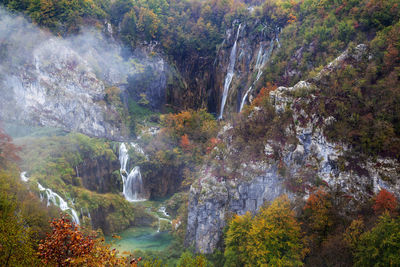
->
<box><xmin>108</xmin><ymin>227</ymin><xmax>173</xmax><ymax>252</ymax></box>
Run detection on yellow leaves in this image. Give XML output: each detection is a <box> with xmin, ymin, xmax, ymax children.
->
<box><xmin>343</xmin><ymin>218</ymin><xmax>365</xmax><ymax>250</ymax></box>
<box><xmin>225</xmin><ymin>196</ymin><xmax>305</xmax><ymax>266</ymax></box>
<box><xmin>136</xmin><ymin>7</ymin><xmax>160</xmax><ymax>38</ymax></box>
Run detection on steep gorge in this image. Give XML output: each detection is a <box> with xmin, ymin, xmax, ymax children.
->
<box><xmin>1</xmin><ymin>0</ymin><xmax>400</xmax><ymax>264</ymax></box>
<box><xmin>186</xmin><ymin>44</ymin><xmax>400</xmax><ymax>253</ymax></box>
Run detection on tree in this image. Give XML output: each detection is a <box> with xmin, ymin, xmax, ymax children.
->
<box><xmin>180</xmin><ymin>134</ymin><xmax>191</xmax><ymax>151</ymax></box>
<box><xmin>224</xmin><ymin>212</ymin><xmax>252</xmax><ymax>267</ymax></box>
<box><xmin>373</xmin><ymin>189</ymin><xmax>398</xmax><ymax>215</ymax></box>
<box><xmin>0</xmin><ymin>126</ymin><xmax>20</xmax><ymax>167</ymax></box>
<box><xmin>0</xmin><ymin>127</ymin><xmax>44</xmax><ymax>266</ymax></box>
<box><xmin>177</xmin><ymin>251</ymin><xmax>210</xmax><ymax>267</ymax></box>
<box><xmin>0</xmin><ymin>191</ymin><xmax>40</xmax><ymax>266</ymax></box>
<box><xmin>353</xmin><ymin>213</ymin><xmax>400</xmax><ymax>267</ymax></box>
<box><xmin>303</xmin><ymin>189</ymin><xmax>333</xmax><ymax>238</ymax></box>
<box><xmin>38</xmin><ymin>216</ymin><xmax>131</xmax><ymax>266</ymax></box>
<box><xmin>224</xmin><ymin>195</ymin><xmax>305</xmax><ymax>267</ymax></box>
<box><xmin>343</xmin><ymin>218</ymin><xmax>365</xmax><ymax>252</ymax></box>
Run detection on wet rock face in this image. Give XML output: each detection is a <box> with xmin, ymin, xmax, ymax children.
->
<box><xmin>140</xmin><ymin>161</ymin><xmax>185</xmax><ymax>199</ymax></box>
<box><xmin>186</xmin><ymin>44</ymin><xmax>400</xmax><ymax>254</ymax></box>
<box><xmin>212</xmin><ymin>21</ymin><xmax>280</xmax><ymax>117</ymax></box>
<box><xmin>78</xmin><ymin>155</ymin><xmax>122</xmax><ymax>194</ymax></box>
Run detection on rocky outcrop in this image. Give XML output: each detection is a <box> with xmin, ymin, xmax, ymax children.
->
<box><xmin>141</xmin><ymin>160</ymin><xmax>185</xmax><ymax>199</ymax></box>
<box><xmin>0</xmin><ymin>38</ymin><xmax>125</xmax><ymax>139</ymax></box>
<box><xmin>77</xmin><ymin>155</ymin><xmax>121</xmax><ymax>194</ymax></box>
<box><xmin>167</xmin><ymin>21</ymin><xmax>280</xmax><ymax>115</ymax></box>
<box><xmin>125</xmin><ymin>55</ymin><xmax>168</xmax><ymax>111</ymax></box>
<box><xmin>186</xmin><ymin>165</ymin><xmax>288</xmax><ymax>253</ymax></box>
<box><xmin>212</xmin><ymin>21</ymin><xmax>280</xmax><ymax>117</ymax></box>
<box><xmin>0</xmin><ymin>10</ymin><xmax>170</xmax><ymax>140</ymax></box>
<box><xmin>185</xmin><ymin>44</ymin><xmax>400</xmax><ymax>254</ymax></box>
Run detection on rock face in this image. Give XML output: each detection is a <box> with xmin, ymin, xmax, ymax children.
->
<box><xmin>0</xmin><ymin>10</ymin><xmax>169</xmax><ymax>139</ymax></box>
<box><xmin>169</xmin><ymin>20</ymin><xmax>280</xmax><ymax>115</ymax></box>
<box><xmin>185</xmin><ymin>44</ymin><xmax>400</xmax><ymax>254</ymax></box>
<box><xmin>125</xmin><ymin>55</ymin><xmax>168</xmax><ymax>111</ymax></box>
<box><xmin>212</xmin><ymin>21</ymin><xmax>280</xmax><ymax>117</ymax></box>
<box><xmin>186</xmin><ymin>165</ymin><xmax>288</xmax><ymax>253</ymax></box>
<box><xmin>78</xmin><ymin>155</ymin><xmax>121</xmax><ymax>194</ymax></box>
<box><xmin>0</xmin><ymin>37</ymin><xmax>123</xmax><ymax>139</ymax></box>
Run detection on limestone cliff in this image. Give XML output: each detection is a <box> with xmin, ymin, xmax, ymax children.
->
<box><xmin>213</xmin><ymin>20</ymin><xmax>280</xmax><ymax>118</ymax></box>
<box><xmin>0</xmin><ymin>11</ymin><xmax>169</xmax><ymax>140</ymax></box>
<box><xmin>185</xmin><ymin>44</ymin><xmax>400</xmax><ymax>253</ymax></box>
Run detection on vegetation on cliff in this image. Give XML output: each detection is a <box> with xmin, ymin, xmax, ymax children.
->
<box><xmin>1</xmin><ymin>0</ymin><xmax>400</xmax><ymax>266</ymax></box>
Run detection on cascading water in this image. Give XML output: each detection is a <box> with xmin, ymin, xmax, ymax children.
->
<box><xmin>239</xmin><ymin>36</ymin><xmax>277</xmax><ymax>112</ymax></box>
<box><xmin>158</xmin><ymin>206</ymin><xmax>170</xmax><ymax>217</ymax></box>
<box><xmin>218</xmin><ymin>23</ymin><xmax>242</xmax><ymax>120</ymax></box>
<box><xmin>156</xmin><ymin>206</ymin><xmax>171</xmax><ymax>232</ymax></box>
<box><xmin>20</xmin><ymin>171</ymin><xmax>29</xmax><ymax>182</ymax></box>
<box><xmin>239</xmin><ymin>86</ymin><xmax>253</xmax><ymax>112</ymax></box>
<box><xmin>37</xmin><ymin>182</ymin><xmax>80</xmax><ymax>225</ymax></box>
<box><xmin>119</xmin><ymin>143</ymin><xmax>146</xmax><ymax>202</ymax></box>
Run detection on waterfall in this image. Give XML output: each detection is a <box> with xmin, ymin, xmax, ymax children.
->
<box><xmin>239</xmin><ymin>86</ymin><xmax>253</xmax><ymax>112</ymax></box>
<box><xmin>218</xmin><ymin>23</ymin><xmax>242</xmax><ymax>120</ymax></box>
<box><xmin>20</xmin><ymin>171</ymin><xmax>29</xmax><ymax>182</ymax></box>
<box><xmin>239</xmin><ymin>37</ymin><xmax>276</xmax><ymax>112</ymax></box>
<box><xmin>123</xmin><ymin>166</ymin><xmax>145</xmax><ymax>201</ymax></box>
<box><xmin>119</xmin><ymin>143</ymin><xmax>146</xmax><ymax>202</ymax></box>
<box><xmin>37</xmin><ymin>182</ymin><xmax>80</xmax><ymax>225</ymax></box>
<box><xmin>119</xmin><ymin>143</ymin><xmax>129</xmax><ymax>175</ymax></box>
<box><xmin>158</xmin><ymin>206</ymin><xmax>170</xmax><ymax>217</ymax></box>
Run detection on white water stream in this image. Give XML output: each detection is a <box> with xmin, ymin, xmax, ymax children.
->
<box><xmin>20</xmin><ymin>171</ymin><xmax>80</xmax><ymax>224</ymax></box>
<box><xmin>218</xmin><ymin>24</ymin><xmax>242</xmax><ymax>120</ymax></box>
<box><xmin>239</xmin><ymin>37</ymin><xmax>277</xmax><ymax>112</ymax></box>
<box><xmin>37</xmin><ymin>182</ymin><xmax>80</xmax><ymax>225</ymax></box>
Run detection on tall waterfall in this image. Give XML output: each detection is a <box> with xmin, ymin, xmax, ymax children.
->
<box><xmin>119</xmin><ymin>143</ymin><xmax>146</xmax><ymax>202</ymax></box>
<box><xmin>37</xmin><ymin>182</ymin><xmax>80</xmax><ymax>225</ymax></box>
<box><xmin>239</xmin><ymin>37</ymin><xmax>276</xmax><ymax>112</ymax></box>
<box><xmin>218</xmin><ymin>23</ymin><xmax>242</xmax><ymax>120</ymax></box>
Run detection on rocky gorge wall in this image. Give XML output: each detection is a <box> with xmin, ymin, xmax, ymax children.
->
<box><xmin>167</xmin><ymin>20</ymin><xmax>280</xmax><ymax>116</ymax></box>
<box><xmin>211</xmin><ymin>20</ymin><xmax>280</xmax><ymax>117</ymax></box>
<box><xmin>185</xmin><ymin>44</ymin><xmax>400</xmax><ymax>253</ymax></box>
<box><xmin>0</xmin><ymin>10</ymin><xmax>172</xmax><ymax>140</ymax></box>
<box><xmin>77</xmin><ymin>155</ymin><xmax>122</xmax><ymax>194</ymax></box>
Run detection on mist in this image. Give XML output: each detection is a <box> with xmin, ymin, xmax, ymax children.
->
<box><xmin>0</xmin><ymin>7</ymin><xmax>142</xmax><ymax>84</ymax></box>
<box><xmin>0</xmin><ymin>7</ymin><xmax>166</xmax><ymax>139</ymax></box>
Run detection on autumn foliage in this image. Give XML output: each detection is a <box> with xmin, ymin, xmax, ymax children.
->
<box><xmin>180</xmin><ymin>134</ymin><xmax>191</xmax><ymax>151</ymax></box>
<box><xmin>38</xmin><ymin>216</ymin><xmax>134</xmax><ymax>266</ymax></box>
<box><xmin>224</xmin><ymin>196</ymin><xmax>305</xmax><ymax>266</ymax></box>
<box><xmin>251</xmin><ymin>83</ymin><xmax>277</xmax><ymax>108</ymax></box>
<box><xmin>304</xmin><ymin>189</ymin><xmax>333</xmax><ymax>236</ymax></box>
<box><xmin>0</xmin><ymin>126</ymin><xmax>20</xmax><ymax>166</ymax></box>
<box><xmin>373</xmin><ymin>189</ymin><xmax>398</xmax><ymax>215</ymax></box>
<box><xmin>38</xmin><ymin>216</ymin><xmax>94</xmax><ymax>266</ymax></box>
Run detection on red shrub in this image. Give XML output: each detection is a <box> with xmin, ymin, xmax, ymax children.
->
<box><xmin>373</xmin><ymin>189</ymin><xmax>398</xmax><ymax>215</ymax></box>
